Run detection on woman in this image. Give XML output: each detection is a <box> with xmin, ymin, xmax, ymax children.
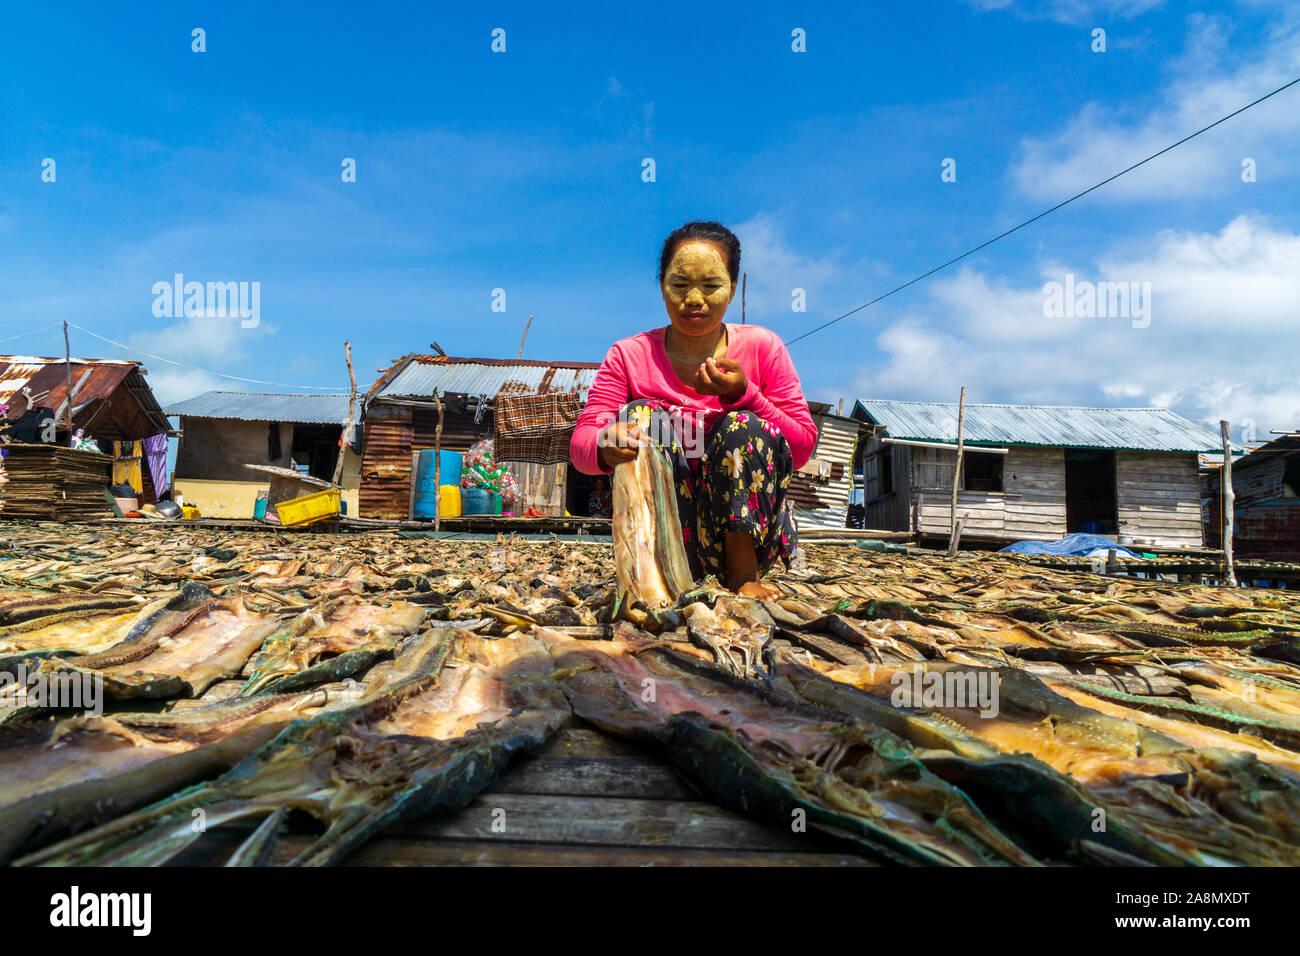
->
<box><xmin>571</xmin><ymin>221</ymin><xmax>817</xmax><ymax>600</ymax></box>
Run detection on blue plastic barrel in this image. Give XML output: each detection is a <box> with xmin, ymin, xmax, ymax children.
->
<box><xmin>413</xmin><ymin>450</ymin><xmax>464</xmax><ymax>519</ymax></box>
<box><xmin>462</xmin><ymin>488</ymin><xmax>492</xmax><ymax>515</ymax></box>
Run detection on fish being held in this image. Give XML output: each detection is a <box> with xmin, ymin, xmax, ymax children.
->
<box><xmin>612</xmin><ymin>445</ymin><xmax>693</xmax><ymax>613</ymax></box>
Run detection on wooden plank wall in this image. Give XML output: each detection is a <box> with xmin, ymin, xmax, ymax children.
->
<box><xmin>913</xmin><ymin>447</ymin><xmax>1067</xmax><ymax>540</ymax></box>
<box><xmin>1205</xmin><ymin>453</ymin><xmax>1300</xmax><ymax>556</ymax></box>
<box><xmin>1003</xmin><ymin>447</ymin><xmax>1068</xmax><ymax>539</ymax></box>
<box><xmin>859</xmin><ymin>434</ymin><xmax>911</xmax><ymax>531</ymax></box>
<box><xmin>1115</xmin><ymin>450</ymin><xmax>1204</xmax><ymax>547</ymax></box>
<box><xmin>504</xmin><ymin>460</ymin><xmax>567</xmax><ymax>516</ymax></box>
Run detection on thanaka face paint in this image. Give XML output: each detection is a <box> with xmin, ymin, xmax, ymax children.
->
<box><xmin>661</xmin><ymin>240</ymin><xmax>736</xmax><ymax>340</ymax></box>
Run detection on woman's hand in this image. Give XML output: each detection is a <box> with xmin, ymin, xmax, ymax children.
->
<box><xmin>597</xmin><ymin>421</ymin><xmax>650</xmax><ymax>470</ymax></box>
<box><xmin>693</xmin><ymin>357</ymin><xmax>747</xmax><ymax>402</ymax></box>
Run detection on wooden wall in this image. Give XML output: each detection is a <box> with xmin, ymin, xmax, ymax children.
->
<box><xmin>859</xmin><ymin>429</ymin><xmax>1208</xmax><ymax>547</ymax></box>
<box><xmin>503</xmin><ymin>460</ymin><xmax>567</xmax><ymax>516</ymax></box>
<box><xmin>859</xmin><ymin>433</ymin><xmax>912</xmax><ymax>531</ymax></box>
<box><xmin>911</xmin><ymin>446</ymin><xmax>1068</xmax><ymax>539</ymax></box>
<box><xmin>1205</xmin><ymin>451</ymin><xmax>1300</xmax><ymax>556</ymax></box>
<box><xmin>175</xmin><ymin>418</ymin><xmax>294</xmax><ymax>482</ymax></box>
<box><xmin>1115</xmin><ymin>450</ymin><xmax>1204</xmax><ymax>548</ymax></box>
<box><xmin>359</xmin><ymin>401</ymin><xmax>570</xmax><ymax>519</ymax></box>
<box><xmin>1003</xmin><ymin>447</ymin><xmax>1069</xmax><ymax>538</ymax></box>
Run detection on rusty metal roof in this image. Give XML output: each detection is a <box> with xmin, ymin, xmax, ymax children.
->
<box><xmin>0</xmin><ymin>355</ymin><xmax>170</xmax><ymax>440</ymax></box>
<box><xmin>370</xmin><ymin>355</ymin><xmax>601</xmax><ymax>403</ymax></box>
<box><xmin>853</xmin><ymin>399</ymin><xmax>1224</xmax><ymax>454</ymax></box>
<box><xmin>1230</xmin><ymin>432</ymin><xmax>1300</xmax><ymax>471</ymax></box>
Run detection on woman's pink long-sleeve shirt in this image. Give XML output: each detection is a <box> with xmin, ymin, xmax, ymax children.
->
<box><xmin>570</xmin><ymin>323</ymin><xmax>819</xmax><ymax>475</ymax></box>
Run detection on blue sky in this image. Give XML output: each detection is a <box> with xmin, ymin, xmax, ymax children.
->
<box><xmin>2</xmin><ymin>0</ymin><xmax>1298</xmax><ymax>442</ymax></box>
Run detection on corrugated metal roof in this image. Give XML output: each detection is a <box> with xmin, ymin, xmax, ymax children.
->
<box><xmin>374</xmin><ymin>356</ymin><xmax>600</xmax><ymax>401</ymax></box>
<box><xmin>794</xmin><ymin>505</ymin><xmax>850</xmax><ymax>531</ymax></box>
<box><xmin>0</xmin><ymin>361</ymin><xmax>45</xmax><ymax>407</ymax></box>
<box><xmin>166</xmin><ymin>391</ymin><xmax>354</xmax><ymax>424</ymax></box>
<box><xmin>0</xmin><ymin>355</ymin><xmax>137</xmax><ymax>408</ymax></box>
<box><xmin>0</xmin><ymin>355</ymin><xmax>170</xmax><ymax>439</ymax></box>
<box><xmin>853</xmin><ymin>399</ymin><xmax>1223</xmax><ymax>454</ymax></box>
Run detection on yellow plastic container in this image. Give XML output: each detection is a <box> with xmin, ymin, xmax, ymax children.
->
<box><xmin>438</xmin><ymin>484</ymin><xmax>462</xmax><ymax>517</ymax></box>
<box><xmin>275</xmin><ymin>488</ymin><xmax>341</xmax><ymax>527</ymax></box>
<box><xmin>181</xmin><ymin>505</ymin><xmax>202</xmax><ymax>520</ymax></box>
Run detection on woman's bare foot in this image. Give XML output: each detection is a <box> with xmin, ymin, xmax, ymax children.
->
<box><xmin>724</xmin><ymin>531</ymin><xmax>782</xmax><ymax>601</ymax></box>
<box><xmin>735</xmin><ymin>579</ymin><xmax>782</xmax><ymax>601</ymax></box>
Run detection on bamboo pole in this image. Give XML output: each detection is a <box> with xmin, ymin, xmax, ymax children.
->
<box><xmin>741</xmin><ymin>272</ymin><xmax>747</xmax><ymax>324</ymax></box>
<box><xmin>1220</xmin><ymin>420</ymin><xmax>1237</xmax><ymax>587</ymax></box>
<box><xmin>433</xmin><ymin>390</ymin><xmax>444</xmax><ymax>532</ymax></box>
<box><xmin>331</xmin><ymin>341</ymin><xmax>356</xmax><ymax>489</ymax></box>
<box><xmin>948</xmin><ymin>386</ymin><xmax>966</xmax><ymax>554</ymax></box>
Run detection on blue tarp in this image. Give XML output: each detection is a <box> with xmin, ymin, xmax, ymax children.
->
<box><xmin>999</xmin><ymin>533</ymin><xmax>1140</xmax><ymax>559</ymax></box>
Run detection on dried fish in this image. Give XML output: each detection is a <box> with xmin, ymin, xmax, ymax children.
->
<box><xmin>683</xmin><ymin>596</ymin><xmax>774</xmax><ymax>678</ymax></box>
<box><xmin>19</xmin><ymin>583</ymin><xmax>281</xmax><ymax>701</ymax></box>
<box><xmin>19</xmin><ymin>628</ymin><xmax>569</xmax><ymax>867</ymax></box>
<box><xmin>239</xmin><ymin>596</ymin><xmax>427</xmax><ymax>695</ymax></box>
<box><xmin>0</xmin><ymin>595</ymin><xmax>172</xmax><ymax>667</ymax></box>
<box><xmin>785</xmin><ymin>656</ymin><xmax>1300</xmax><ymax>865</ymax></box>
<box><xmin>3</xmin><ymin>517</ymin><xmax>1300</xmax><ymax>866</ymax></box>
<box><xmin>612</xmin><ymin>446</ymin><xmax>693</xmax><ymax>612</ymax></box>
<box><xmin>540</xmin><ymin>628</ymin><xmax>1039</xmax><ymax>866</ymax></box>
<box><xmin>0</xmin><ymin>688</ymin><xmax>333</xmax><ymax>862</ymax></box>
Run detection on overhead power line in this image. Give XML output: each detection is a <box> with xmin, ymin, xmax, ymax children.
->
<box><xmin>0</xmin><ymin>322</ymin><xmax>65</xmax><ymax>344</ymax></box>
<box><xmin>786</xmin><ymin>74</ymin><xmax>1300</xmax><ymax>347</ymax></box>
<box><xmin>65</xmin><ymin>323</ymin><xmax>352</xmax><ymax>391</ymax></box>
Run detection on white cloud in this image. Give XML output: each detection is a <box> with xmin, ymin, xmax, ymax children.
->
<box><xmin>145</xmin><ymin>368</ymin><xmax>236</xmax><ymax>407</ymax></box>
<box><xmin>732</xmin><ymin>213</ymin><xmax>880</xmax><ymax>329</ymax></box>
<box><xmin>853</xmin><ymin>214</ymin><xmax>1300</xmax><ymax>434</ymax></box>
<box><xmin>962</xmin><ymin>0</ymin><xmax>1164</xmax><ymax>26</ymax></box>
<box><xmin>1009</xmin><ymin>11</ymin><xmax>1300</xmax><ymax>201</ymax></box>
<box><xmin>125</xmin><ymin>313</ymin><xmax>278</xmax><ymax>405</ymax></box>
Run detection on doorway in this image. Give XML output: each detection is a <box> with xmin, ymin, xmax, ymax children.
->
<box><xmin>290</xmin><ymin>424</ymin><xmax>342</xmax><ymax>483</ymax></box>
<box><xmin>1064</xmin><ymin>449</ymin><xmax>1117</xmax><ymax>535</ymax></box>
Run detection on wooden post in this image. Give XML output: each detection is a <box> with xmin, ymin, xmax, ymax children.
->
<box><xmin>947</xmin><ymin>515</ymin><xmax>966</xmax><ymax>558</ymax></box>
<box><xmin>741</xmin><ymin>272</ymin><xmax>747</xmax><ymax>324</ymax></box>
<box><xmin>331</xmin><ymin>341</ymin><xmax>356</xmax><ymax>489</ymax></box>
<box><xmin>1220</xmin><ymin>420</ymin><xmax>1236</xmax><ymax>587</ymax></box>
<box><xmin>62</xmin><ymin>321</ymin><xmax>74</xmax><ymax>436</ymax></box>
<box><xmin>948</xmin><ymin>386</ymin><xmax>966</xmax><ymax>555</ymax></box>
<box><xmin>517</xmin><ymin>315</ymin><xmax>533</xmax><ymax>360</ymax></box>
<box><xmin>433</xmin><ymin>390</ymin><xmax>444</xmax><ymax>532</ymax></box>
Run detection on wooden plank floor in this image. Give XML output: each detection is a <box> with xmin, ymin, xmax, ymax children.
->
<box><xmin>168</xmin><ymin>716</ymin><xmax>873</xmax><ymax>867</ymax></box>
